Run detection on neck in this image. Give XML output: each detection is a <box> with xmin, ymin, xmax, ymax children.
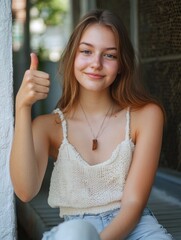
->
<box><xmin>78</xmin><ymin>89</ymin><xmax>113</xmax><ymax>115</ymax></box>
<box><xmin>79</xmin><ymin>98</ymin><xmax>113</xmax><ymax>151</ymax></box>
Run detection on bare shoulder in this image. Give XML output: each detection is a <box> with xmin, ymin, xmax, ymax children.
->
<box><xmin>133</xmin><ymin>103</ymin><xmax>164</xmax><ymax>122</ymax></box>
<box><xmin>32</xmin><ymin>112</ymin><xmax>59</xmax><ymax>130</ymax></box>
<box><xmin>32</xmin><ymin>112</ymin><xmax>63</xmax><ymax>157</ymax></box>
<box><xmin>131</xmin><ymin>103</ymin><xmax>164</xmax><ymax>141</ymax></box>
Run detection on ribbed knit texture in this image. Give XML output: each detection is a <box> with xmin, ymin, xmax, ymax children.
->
<box><xmin>48</xmin><ymin>108</ymin><xmax>134</xmax><ymax>217</ymax></box>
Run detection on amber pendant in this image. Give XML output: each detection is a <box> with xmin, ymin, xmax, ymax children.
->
<box><xmin>92</xmin><ymin>139</ymin><xmax>98</xmax><ymax>150</ymax></box>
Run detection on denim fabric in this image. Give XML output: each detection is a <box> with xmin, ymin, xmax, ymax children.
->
<box><xmin>42</xmin><ymin>219</ymin><xmax>101</xmax><ymax>240</ymax></box>
<box><xmin>42</xmin><ymin>208</ymin><xmax>173</xmax><ymax>240</ymax></box>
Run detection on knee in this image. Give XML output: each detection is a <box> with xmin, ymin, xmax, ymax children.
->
<box><xmin>54</xmin><ymin>219</ymin><xmax>101</xmax><ymax>240</ymax></box>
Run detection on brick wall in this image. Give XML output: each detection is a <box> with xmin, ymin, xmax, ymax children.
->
<box><xmin>139</xmin><ymin>0</ymin><xmax>181</xmax><ymax>170</ymax></box>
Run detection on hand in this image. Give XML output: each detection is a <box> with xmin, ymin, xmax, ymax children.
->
<box><xmin>16</xmin><ymin>53</ymin><xmax>50</xmax><ymax>110</ymax></box>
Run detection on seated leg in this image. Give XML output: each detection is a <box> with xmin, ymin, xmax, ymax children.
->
<box><xmin>42</xmin><ymin>219</ymin><xmax>101</xmax><ymax>240</ymax></box>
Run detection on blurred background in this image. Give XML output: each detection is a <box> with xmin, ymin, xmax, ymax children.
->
<box><xmin>12</xmin><ymin>0</ymin><xmax>70</xmax><ymax>117</ymax></box>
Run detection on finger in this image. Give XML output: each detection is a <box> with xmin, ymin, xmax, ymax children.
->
<box><xmin>25</xmin><ymin>69</ymin><xmax>50</xmax><ymax>80</ymax></box>
<box><xmin>31</xmin><ymin>77</ymin><xmax>50</xmax><ymax>87</ymax></box>
<box><xmin>26</xmin><ymin>79</ymin><xmax>50</xmax><ymax>95</ymax></box>
<box><xmin>30</xmin><ymin>53</ymin><xmax>39</xmax><ymax>70</ymax></box>
<box><xmin>34</xmin><ymin>85</ymin><xmax>50</xmax><ymax>94</ymax></box>
<box><xmin>29</xmin><ymin>91</ymin><xmax>49</xmax><ymax>103</ymax></box>
<box><xmin>27</xmin><ymin>86</ymin><xmax>49</xmax><ymax>102</ymax></box>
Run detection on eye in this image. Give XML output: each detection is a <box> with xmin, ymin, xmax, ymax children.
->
<box><xmin>104</xmin><ymin>53</ymin><xmax>117</xmax><ymax>60</ymax></box>
<box><xmin>80</xmin><ymin>50</ymin><xmax>92</xmax><ymax>55</ymax></box>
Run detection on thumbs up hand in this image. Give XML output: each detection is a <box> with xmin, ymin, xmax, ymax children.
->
<box><xmin>16</xmin><ymin>53</ymin><xmax>50</xmax><ymax>110</ymax></box>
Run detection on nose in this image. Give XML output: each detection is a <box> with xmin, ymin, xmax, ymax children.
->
<box><xmin>91</xmin><ymin>54</ymin><xmax>102</xmax><ymax>70</ymax></box>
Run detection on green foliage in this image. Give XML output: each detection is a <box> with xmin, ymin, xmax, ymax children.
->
<box><xmin>31</xmin><ymin>0</ymin><xmax>68</xmax><ymax>25</ymax></box>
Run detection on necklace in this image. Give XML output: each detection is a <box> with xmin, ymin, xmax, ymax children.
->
<box><xmin>80</xmin><ymin>103</ymin><xmax>112</xmax><ymax>151</ymax></box>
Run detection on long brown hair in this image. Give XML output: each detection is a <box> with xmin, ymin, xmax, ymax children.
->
<box><xmin>57</xmin><ymin>9</ymin><xmax>161</xmax><ymax>113</ymax></box>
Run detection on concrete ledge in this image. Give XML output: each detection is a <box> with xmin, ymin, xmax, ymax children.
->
<box><xmin>156</xmin><ymin>168</ymin><xmax>181</xmax><ymax>185</ymax></box>
<box><xmin>154</xmin><ymin>168</ymin><xmax>181</xmax><ymax>200</ymax></box>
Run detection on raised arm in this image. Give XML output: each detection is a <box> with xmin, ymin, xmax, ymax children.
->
<box><xmin>10</xmin><ymin>53</ymin><xmax>50</xmax><ymax>202</ymax></box>
<box><xmin>100</xmin><ymin>104</ymin><xmax>164</xmax><ymax>240</ymax></box>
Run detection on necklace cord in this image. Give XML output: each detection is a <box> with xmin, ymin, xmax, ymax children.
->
<box><xmin>80</xmin><ymin>103</ymin><xmax>112</xmax><ymax>150</ymax></box>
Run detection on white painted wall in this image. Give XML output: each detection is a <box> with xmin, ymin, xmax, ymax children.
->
<box><xmin>0</xmin><ymin>1</ymin><xmax>16</xmax><ymax>239</ymax></box>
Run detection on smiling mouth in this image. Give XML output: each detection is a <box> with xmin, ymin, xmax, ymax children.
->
<box><xmin>85</xmin><ymin>72</ymin><xmax>104</xmax><ymax>79</ymax></box>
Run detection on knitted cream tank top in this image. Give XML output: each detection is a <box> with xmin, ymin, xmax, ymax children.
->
<box><xmin>48</xmin><ymin>108</ymin><xmax>135</xmax><ymax>217</ymax></box>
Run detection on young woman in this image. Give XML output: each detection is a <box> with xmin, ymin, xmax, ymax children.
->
<box><xmin>10</xmin><ymin>9</ymin><xmax>173</xmax><ymax>240</ymax></box>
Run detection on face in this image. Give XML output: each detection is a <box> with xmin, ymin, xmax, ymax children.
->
<box><xmin>74</xmin><ymin>23</ymin><xmax>119</xmax><ymax>93</ymax></box>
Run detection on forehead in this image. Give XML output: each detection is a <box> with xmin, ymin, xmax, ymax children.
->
<box><xmin>79</xmin><ymin>23</ymin><xmax>117</xmax><ymax>48</ymax></box>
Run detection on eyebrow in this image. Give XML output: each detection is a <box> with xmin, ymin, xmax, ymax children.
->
<box><xmin>79</xmin><ymin>42</ymin><xmax>117</xmax><ymax>51</ymax></box>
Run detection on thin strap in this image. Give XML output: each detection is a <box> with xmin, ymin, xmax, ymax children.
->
<box><xmin>53</xmin><ymin>108</ymin><xmax>67</xmax><ymax>141</ymax></box>
<box><xmin>125</xmin><ymin>108</ymin><xmax>131</xmax><ymax>140</ymax></box>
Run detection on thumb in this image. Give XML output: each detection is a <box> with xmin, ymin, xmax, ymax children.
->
<box><xmin>30</xmin><ymin>53</ymin><xmax>38</xmax><ymax>70</ymax></box>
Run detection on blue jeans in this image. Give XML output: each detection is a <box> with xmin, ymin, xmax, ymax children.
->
<box><xmin>42</xmin><ymin>208</ymin><xmax>173</xmax><ymax>239</ymax></box>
